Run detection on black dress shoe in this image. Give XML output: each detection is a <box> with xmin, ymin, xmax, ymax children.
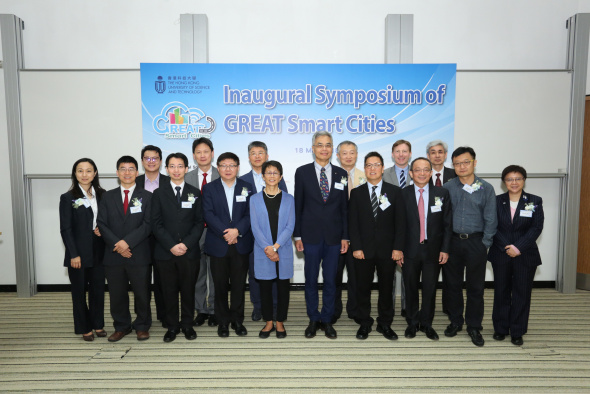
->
<box><xmin>421</xmin><ymin>326</ymin><xmax>439</xmax><ymax>340</ymax></box>
<box><xmin>305</xmin><ymin>321</ymin><xmax>320</xmax><ymax>338</ymax></box>
<box><xmin>163</xmin><ymin>329</ymin><xmax>179</xmax><ymax>343</ymax></box>
<box><xmin>404</xmin><ymin>325</ymin><xmax>417</xmax><ymax>338</ymax></box>
<box><xmin>208</xmin><ymin>314</ymin><xmax>218</xmax><ymax>327</ymax></box>
<box><xmin>511</xmin><ymin>336</ymin><xmax>523</xmax><ymax>346</ymax></box>
<box><xmin>276</xmin><ymin>329</ymin><xmax>287</xmax><ymax>339</ymax></box>
<box><xmin>320</xmin><ymin>322</ymin><xmax>337</xmax><ymax>339</ymax></box>
<box><xmin>182</xmin><ymin>327</ymin><xmax>197</xmax><ymax>340</ymax></box>
<box><xmin>493</xmin><ymin>332</ymin><xmax>506</xmax><ymax>341</ymax></box>
<box><xmin>468</xmin><ymin>329</ymin><xmax>485</xmax><ymax>347</ymax></box>
<box><xmin>251</xmin><ymin>309</ymin><xmax>262</xmax><ymax>322</ymax></box>
<box><xmin>356</xmin><ymin>325</ymin><xmax>372</xmax><ymax>340</ymax></box>
<box><xmin>194</xmin><ymin>313</ymin><xmax>208</xmax><ymax>326</ymax></box>
<box><xmin>444</xmin><ymin>323</ymin><xmax>462</xmax><ymax>337</ymax></box>
<box><xmin>376</xmin><ymin>324</ymin><xmax>398</xmax><ymax>340</ymax></box>
<box><xmin>231</xmin><ymin>322</ymin><xmax>248</xmax><ymax>336</ymax></box>
<box><xmin>259</xmin><ymin>326</ymin><xmax>275</xmax><ymax>339</ymax></box>
<box><xmin>217</xmin><ymin>324</ymin><xmax>229</xmax><ymax>338</ymax></box>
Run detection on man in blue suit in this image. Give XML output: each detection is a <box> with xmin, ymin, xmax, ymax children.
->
<box><xmin>203</xmin><ymin>152</ymin><xmax>254</xmax><ymax>338</ymax></box>
<box><xmin>294</xmin><ymin>131</ymin><xmax>349</xmax><ymax>339</ymax></box>
<box><xmin>240</xmin><ymin>141</ymin><xmax>288</xmax><ymax>322</ymax></box>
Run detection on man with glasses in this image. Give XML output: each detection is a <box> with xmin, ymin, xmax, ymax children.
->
<box><xmin>136</xmin><ymin>145</ymin><xmax>169</xmax><ymax>328</ymax></box>
<box><xmin>240</xmin><ymin>141</ymin><xmax>288</xmax><ymax>322</ymax></box>
<box><xmin>294</xmin><ymin>131</ymin><xmax>349</xmax><ymax>339</ymax></box>
<box><xmin>98</xmin><ymin>156</ymin><xmax>152</xmax><ymax>342</ymax></box>
<box><xmin>400</xmin><ymin>157</ymin><xmax>452</xmax><ymax>341</ymax></box>
<box><xmin>202</xmin><ymin>153</ymin><xmax>254</xmax><ymax>337</ymax></box>
<box><xmin>349</xmin><ymin>152</ymin><xmax>405</xmax><ymax>340</ymax></box>
<box><xmin>443</xmin><ymin>147</ymin><xmax>497</xmax><ymax>347</ymax></box>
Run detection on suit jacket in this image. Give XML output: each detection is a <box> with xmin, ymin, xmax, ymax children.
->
<box><xmin>383</xmin><ymin>166</ymin><xmax>412</xmax><ymax>188</ymax></box>
<box><xmin>429</xmin><ymin>167</ymin><xmax>456</xmax><ymax>187</ymax></box>
<box><xmin>151</xmin><ymin>182</ymin><xmax>204</xmax><ymax>261</ymax></box>
<box><xmin>240</xmin><ymin>170</ymin><xmax>288</xmax><ymax>193</ymax></box>
<box><xmin>249</xmin><ymin>191</ymin><xmax>295</xmax><ymax>280</ymax></box>
<box><xmin>294</xmin><ymin>162</ymin><xmax>348</xmax><ymax>245</ymax></box>
<box><xmin>135</xmin><ymin>173</ymin><xmax>170</xmax><ymax>190</ymax></box>
<box><xmin>185</xmin><ymin>166</ymin><xmax>219</xmax><ymax>189</ymax></box>
<box><xmin>97</xmin><ymin>187</ymin><xmax>152</xmax><ymax>266</ymax></box>
<box><xmin>401</xmin><ymin>185</ymin><xmax>453</xmax><ymax>260</ymax></box>
<box><xmin>202</xmin><ymin>177</ymin><xmax>254</xmax><ymax>257</ymax></box>
<box><xmin>348</xmin><ymin>181</ymin><xmax>405</xmax><ymax>259</ymax></box>
<box><xmin>488</xmin><ymin>192</ymin><xmax>544</xmax><ymax>267</ymax></box>
<box><xmin>59</xmin><ymin>191</ymin><xmax>105</xmax><ymax>268</ymax></box>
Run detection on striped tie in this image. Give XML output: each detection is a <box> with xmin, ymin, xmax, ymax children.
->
<box><xmin>371</xmin><ymin>186</ymin><xmax>379</xmax><ymax>219</ymax></box>
<box><xmin>400</xmin><ymin>169</ymin><xmax>406</xmax><ymax>188</ymax></box>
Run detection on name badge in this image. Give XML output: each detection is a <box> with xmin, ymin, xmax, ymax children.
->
<box><xmin>334</xmin><ymin>182</ymin><xmax>344</xmax><ymax>190</ymax></box>
<box><xmin>520</xmin><ymin>210</ymin><xmax>533</xmax><ymax>218</ymax></box>
<box><xmin>181</xmin><ymin>201</ymin><xmax>192</xmax><ymax>209</ymax></box>
<box><xmin>130</xmin><ymin>206</ymin><xmax>142</xmax><ymax>214</ymax></box>
<box><xmin>82</xmin><ymin>199</ymin><xmax>91</xmax><ymax>208</ymax></box>
<box><xmin>462</xmin><ymin>184</ymin><xmax>473</xmax><ymax>194</ymax></box>
<box><xmin>379</xmin><ymin>201</ymin><xmax>390</xmax><ymax>210</ymax></box>
<box><xmin>430</xmin><ymin>206</ymin><xmax>442</xmax><ymax>213</ymax></box>
<box><xmin>236</xmin><ymin>195</ymin><xmax>247</xmax><ymax>202</ymax></box>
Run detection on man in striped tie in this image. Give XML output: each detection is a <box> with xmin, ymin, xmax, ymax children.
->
<box><xmin>349</xmin><ymin>152</ymin><xmax>406</xmax><ymax>340</ymax></box>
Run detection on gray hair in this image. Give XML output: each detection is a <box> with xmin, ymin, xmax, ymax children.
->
<box><xmin>247</xmin><ymin>141</ymin><xmax>268</xmax><ymax>153</ymax></box>
<box><xmin>336</xmin><ymin>141</ymin><xmax>358</xmax><ymax>154</ymax></box>
<box><xmin>426</xmin><ymin>140</ymin><xmax>448</xmax><ymax>154</ymax></box>
<box><xmin>312</xmin><ymin>131</ymin><xmax>333</xmax><ymax>145</ymax></box>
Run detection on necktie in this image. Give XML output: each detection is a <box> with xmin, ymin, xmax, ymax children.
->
<box><xmin>175</xmin><ymin>186</ymin><xmax>182</xmax><ymax>205</ymax></box>
<box><xmin>371</xmin><ymin>186</ymin><xmax>379</xmax><ymax>219</ymax></box>
<box><xmin>201</xmin><ymin>172</ymin><xmax>208</xmax><ymax>195</ymax></box>
<box><xmin>400</xmin><ymin>170</ymin><xmax>406</xmax><ymax>188</ymax></box>
<box><xmin>435</xmin><ymin>173</ymin><xmax>442</xmax><ymax>187</ymax></box>
<box><xmin>418</xmin><ymin>188</ymin><xmax>425</xmax><ymax>243</ymax></box>
<box><xmin>320</xmin><ymin>167</ymin><xmax>329</xmax><ymax>202</ymax></box>
<box><xmin>123</xmin><ymin>190</ymin><xmax>129</xmax><ymax>215</ymax></box>
<box><xmin>347</xmin><ymin>171</ymin><xmax>352</xmax><ymax>199</ymax></box>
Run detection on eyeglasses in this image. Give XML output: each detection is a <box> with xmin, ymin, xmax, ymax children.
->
<box><xmin>218</xmin><ymin>164</ymin><xmax>238</xmax><ymax>170</ymax></box>
<box><xmin>314</xmin><ymin>143</ymin><xmax>333</xmax><ymax>149</ymax></box>
<box><xmin>249</xmin><ymin>151</ymin><xmax>266</xmax><ymax>157</ymax></box>
<box><xmin>264</xmin><ymin>171</ymin><xmax>280</xmax><ymax>177</ymax></box>
<box><xmin>505</xmin><ymin>177</ymin><xmax>524</xmax><ymax>183</ymax></box>
<box><xmin>143</xmin><ymin>156</ymin><xmax>160</xmax><ymax>163</ymax></box>
<box><xmin>411</xmin><ymin>168</ymin><xmax>431</xmax><ymax>174</ymax></box>
<box><xmin>365</xmin><ymin>163</ymin><xmax>383</xmax><ymax>169</ymax></box>
<box><xmin>452</xmin><ymin>160</ymin><xmax>474</xmax><ymax>168</ymax></box>
<box><xmin>118</xmin><ymin>167</ymin><xmax>137</xmax><ymax>173</ymax></box>
<box><xmin>167</xmin><ymin>165</ymin><xmax>185</xmax><ymax>170</ymax></box>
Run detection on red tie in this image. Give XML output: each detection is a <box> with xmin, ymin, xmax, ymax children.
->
<box><xmin>123</xmin><ymin>190</ymin><xmax>129</xmax><ymax>215</ymax></box>
<box><xmin>201</xmin><ymin>172</ymin><xmax>208</xmax><ymax>195</ymax></box>
<box><xmin>435</xmin><ymin>173</ymin><xmax>442</xmax><ymax>187</ymax></box>
<box><xmin>418</xmin><ymin>188</ymin><xmax>425</xmax><ymax>243</ymax></box>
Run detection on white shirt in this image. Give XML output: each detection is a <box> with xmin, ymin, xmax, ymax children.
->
<box><xmin>120</xmin><ymin>184</ymin><xmax>137</xmax><ymax>203</ymax></box>
<box><xmin>171</xmin><ymin>181</ymin><xmax>185</xmax><ymax>197</ymax></box>
<box><xmin>432</xmin><ymin>169</ymin><xmax>444</xmax><ymax>184</ymax></box>
<box><xmin>79</xmin><ymin>184</ymin><xmax>98</xmax><ymax>229</ymax></box>
<box><xmin>198</xmin><ymin>166</ymin><xmax>213</xmax><ymax>189</ymax></box>
<box><xmin>366</xmin><ymin>180</ymin><xmax>383</xmax><ymax>199</ymax></box>
<box><xmin>414</xmin><ymin>183</ymin><xmax>429</xmax><ymax>239</ymax></box>
<box><xmin>222</xmin><ymin>179</ymin><xmax>236</xmax><ymax>219</ymax></box>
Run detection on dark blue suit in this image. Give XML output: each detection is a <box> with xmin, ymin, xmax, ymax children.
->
<box><xmin>202</xmin><ymin>177</ymin><xmax>254</xmax><ymax>325</ymax></box>
<box><xmin>294</xmin><ymin>162</ymin><xmax>348</xmax><ymax>323</ymax></box>
<box><xmin>240</xmin><ymin>170</ymin><xmax>288</xmax><ymax>314</ymax></box>
<box><xmin>488</xmin><ymin>192</ymin><xmax>544</xmax><ymax>337</ymax></box>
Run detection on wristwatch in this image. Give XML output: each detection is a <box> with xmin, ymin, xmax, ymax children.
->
<box><xmin>272</xmin><ymin>246</ymin><xmax>277</xmax><ymax>252</ymax></box>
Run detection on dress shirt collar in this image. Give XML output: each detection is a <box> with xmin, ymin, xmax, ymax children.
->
<box><xmin>120</xmin><ymin>184</ymin><xmax>137</xmax><ymax>201</ymax></box>
<box><xmin>171</xmin><ymin>181</ymin><xmax>185</xmax><ymax>196</ymax></box>
<box><xmin>367</xmin><ymin>179</ymin><xmax>383</xmax><ymax>198</ymax></box>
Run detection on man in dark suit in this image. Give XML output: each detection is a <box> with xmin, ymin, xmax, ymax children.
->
<box><xmin>294</xmin><ymin>131</ymin><xmax>349</xmax><ymax>339</ymax></box>
<box><xmin>400</xmin><ymin>157</ymin><xmax>452</xmax><ymax>341</ymax></box>
<box><xmin>151</xmin><ymin>153</ymin><xmax>204</xmax><ymax>342</ymax></box>
<box><xmin>349</xmin><ymin>152</ymin><xmax>405</xmax><ymax>340</ymax></box>
<box><xmin>239</xmin><ymin>141</ymin><xmax>288</xmax><ymax>322</ymax></box>
<box><xmin>203</xmin><ymin>152</ymin><xmax>254</xmax><ymax>337</ymax></box>
<box><xmin>98</xmin><ymin>156</ymin><xmax>152</xmax><ymax>342</ymax></box>
<box><xmin>136</xmin><ymin>144</ymin><xmax>170</xmax><ymax>327</ymax></box>
<box><xmin>185</xmin><ymin>138</ymin><xmax>219</xmax><ymax>327</ymax></box>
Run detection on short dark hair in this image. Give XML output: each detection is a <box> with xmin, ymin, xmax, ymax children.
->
<box><xmin>392</xmin><ymin>139</ymin><xmax>412</xmax><ymax>152</ymax></box>
<box><xmin>451</xmin><ymin>146</ymin><xmax>476</xmax><ymax>160</ymax></box>
<box><xmin>502</xmin><ymin>165</ymin><xmax>527</xmax><ymax>182</ymax></box>
<box><xmin>166</xmin><ymin>152</ymin><xmax>189</xmax><ymax>167</ymax></box>
<box><xmin>141</xmin><ymin>145</ymin><xmax>162</xmax><ymax>160</ymax></box>
<box><xmin>364</xmin><ymin>151</ymin><xmax>384</xmax><ymax>166</ymax></box>
<box><xmin>262</xmin><ymin>160</ymin><xmax>283</xmax><ymax>176</ymax></box>
<box><xmin>192</xmin><ymin>137</ymin><xmax>213</xmax><ymax>153</ymax></box>
<box><xmin>410</xmin><ymin>157</ymin><xmax>432</xmax><ymax>171</ymax></box>
<box><xmin>216</xmin><ymin>152</ymin><xmax>240</xmax><ymax>166</ymax></box>
<box><xmin>116</xmin><ymin>155</ymin><xmax>138</xmax><ymax>170</ymax></box>
<box><xmin>248</xmin><ymin>141</ymin><xmax>268</xmax><ymax>153</ymax></box>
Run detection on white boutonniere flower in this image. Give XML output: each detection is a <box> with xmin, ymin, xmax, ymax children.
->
<box><xmin>358</xmin><ymin>177</ymin><xmax>366</xmax><ymax>186</ymax></box>
<box><xmin>131</xmin><ymin>197</ymin><xmax>142</xmax><ymax>207</ymax></box>
<box><xmin>241</xmin><ymin>187</ymin><xmax>249</xmax><ymax>197</ymax></box>
<box><xmin>379</xmin><ymin>193</ymin><xmax>389</xmax><ymax>205</ymax></box>
<box><xmin>187</xmin><ymin>193</ymin><xmax>196</xmax><ymax>204</ymax></box>
<box><xmin>341</xmin><ymin>176</ymin><xmax>347</xmax><ymax>186</ymax></box>
<box><xmin>434</xmin><ymin>196</ymin><xmax>443</xmax><ymax>207</ymax></box>
<box><xmin>524</xmin><ymin>202</ymin><xmax>536</xmax><ymax>212</ymax></box>
<box><xmin>471</xmin><ymin>180</ymin><xmax>483</xmax><ymax>192</ymax></box>
<box><xmin>72</xmin><ymin>198</ymin><xmax>85</xmax><ymax>209</ymax></box>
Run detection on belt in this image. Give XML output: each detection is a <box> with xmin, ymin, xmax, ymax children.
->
<box><xmin>452</xmin><ymin>232</ymin><xmax>483</xmax><ymax>240</ymax></box>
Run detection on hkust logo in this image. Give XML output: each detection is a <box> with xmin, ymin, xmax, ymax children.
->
<box><xmin>155</xmin><ymin>76</ymin><xmax>166</xmax><ymax>93</ymax></box>
<box><xmin>153</xmin><ymin>102</ymin><xmax>216</xmax><ymax>139</ymax></box>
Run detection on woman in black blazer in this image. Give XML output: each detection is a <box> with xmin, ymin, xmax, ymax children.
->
<box><xmin>59</xmin><ymin>158</ymin><xmax>107</xmax><ymax>341</ymax></box>
<box><xmin>488</xmin><ymin>165</ymin><xmax>544</xmax><ymax>346</ymax></box>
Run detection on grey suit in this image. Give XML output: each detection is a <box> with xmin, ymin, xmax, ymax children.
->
<box><xmin>186</xmin><ymin>166</ymin><xmax>220</xmax><ymax>315</ymax></box>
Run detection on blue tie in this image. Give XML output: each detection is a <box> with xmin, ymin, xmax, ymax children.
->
<box><xmin>400</xmin><ymin>170</ymin><xmax>406</xmax><ymax>188</ymax></box>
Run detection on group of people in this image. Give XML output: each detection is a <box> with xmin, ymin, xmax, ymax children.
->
<box><xmin>59</xmin><ymin>132</ymin><xmax>544</xmax><ymax>347</ymax></box>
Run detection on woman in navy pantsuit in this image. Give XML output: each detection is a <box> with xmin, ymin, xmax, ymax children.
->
<box><xmin>59</xmin><ymin>158</ymin><xmax>107</xmax><ymax>341</ymax></box>
<box><xmin>488</xmin><ymin>165</ymin><xmax>544</xmax><ymax>346</ymax></box>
